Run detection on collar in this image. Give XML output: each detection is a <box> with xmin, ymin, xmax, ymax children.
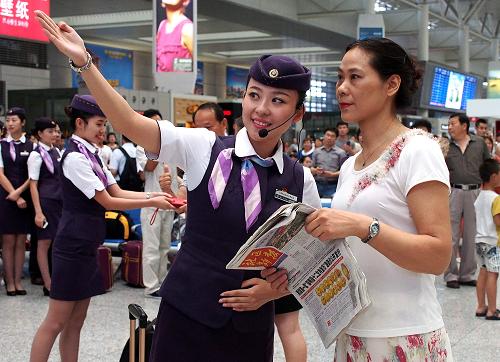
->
<box><xmin>234</xmin><ymin>128</ymin><xmax>284</xmax><ymax>174</ymax></box>
<box><xmin>37</xmin><ymin>142</ymin><xmax>52</xmax><ymax>151</ymax></box>
<box><xmin>72</xmin><ymin>135</ymin><xmax>97</xmax><ymax>154</ymax></box>
<box><xmin>6</xmin><ymin>134</ymin><xmax>26</xmax><ymax>143</ymax></box>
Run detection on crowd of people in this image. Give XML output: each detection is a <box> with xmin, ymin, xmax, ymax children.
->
<box><xmin>0</xmin><ymin>9</ymin><xmax>499</xmax><ymax>362</ymax></box>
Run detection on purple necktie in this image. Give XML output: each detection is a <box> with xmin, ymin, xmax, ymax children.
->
<box><xmin>208</xmin><ymin>148</ymin><xmax>274</xmax><ymax>231</ymax></box>
<box><xmin>73</xmin><ymin>140</ymin><xmax>108</xmax><ymax>188</ymax></box>
<box><xmin>38</xmin><ymin>146</ymin><xmax>54</xmax><ymax>174</ymax></box>
<box><xmin>9</xmin><ymin>141</ymin><xmax>16</xmax><ymax>162</ymax></box>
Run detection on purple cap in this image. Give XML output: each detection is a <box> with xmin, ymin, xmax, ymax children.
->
<box><xmin>34</xmin><ymin>117</ymin><xmax>57</xmax><ymax>132</ymax></box>
<box><xmin>248</xmin><ymin>55</ymin><xmax>311</xmax><ymax>92</ymax></box>
<box><xmin>70</xmin><ymin>95</ymin><xmax>105</xmax><ymax>117</ymax></box>
<box><xmin>7</xmin><ymin>107</ymin><xmax>26</xmax><ymax>118</ymax></box>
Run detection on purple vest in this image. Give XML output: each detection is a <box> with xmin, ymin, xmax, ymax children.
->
<box><xmin>1</xmin><ymin>139</ymin><xmax>33</xmax><ymax>188</ymax></box>
<box><xmin>36</xmin><ymin>146</ymin><xmax>62</xmax><ymax>201</ymax></box>
<box><xmin>160</xmin><ymin>136</ymin><xmax>304</xmax><ymax>332</ymax></box>
<box><xmin>57</xmin><ymin>140</ymin><xmax>106</xmax><ymax>241</ymax></box>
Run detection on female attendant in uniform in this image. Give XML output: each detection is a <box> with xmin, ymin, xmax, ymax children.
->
<box><xmin>29</xmin><ymin>95</ymin><xmax>173</xmax><ymax>362</ymax></box>
<box><xmin>35</xmin><ymin>11</ymin><xmax>320</xmax><ymax>361</ymax></box>
<box><xmin>0</xmin><ymin>107</ymin><xmax>33</xmax><ymax>296</ymax></box>
<box><xmin>28</xmin><ymin>118</ymin><xmax>62</xmax><ymax>296</ymax></box>
<box><xmin>265</xmin><ymin>38</ymin><xmax>454</xmax><ymax>361</ymax></box>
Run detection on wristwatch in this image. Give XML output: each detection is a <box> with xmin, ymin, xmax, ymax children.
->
<box><xmin>361</xmin><ymin>218</ymin><xmax>380</xmax><ymax>244</ymax></box>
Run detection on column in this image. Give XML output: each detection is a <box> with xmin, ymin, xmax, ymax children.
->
<box><xmin>459</xmin><ymin>25</ymin><xmax>470</xmax><ymax>72</ymax></box>
<box><xmin>418</xmin><ymin>4</ymin><xmax>429</xmax><ymax>61</ymax></box>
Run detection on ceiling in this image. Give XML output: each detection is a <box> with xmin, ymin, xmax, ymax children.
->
<box><xmin>51</xmin><ymin>0</ymin><xmax>500</xmax><ymax>78</ymax></box>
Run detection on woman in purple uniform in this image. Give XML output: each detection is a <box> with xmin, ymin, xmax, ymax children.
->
<box><xmin>35</xmin><ymin>11</ymin><xmax>321</xmax><ymax>361</ymax></box>
<box><xmin>0</xmin><ymin>107</ymin><xmax>33</xmax><ymax>296</ymax></box>
<box><xmin>28</xmin><ymin>117</ymin><xmax>62</xmax><ymax>296</ymax></box>
<box><xmin>30</xmin><ymin>95</ymin><xmax>173</xmax><ymax>362</ymax></box>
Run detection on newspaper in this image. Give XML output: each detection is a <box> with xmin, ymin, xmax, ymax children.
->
<box><xmin>226</xmin><ymin>203</ymin><xmax>370</xmax><ymax>348</ymax></box>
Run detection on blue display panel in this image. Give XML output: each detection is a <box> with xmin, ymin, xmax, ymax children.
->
<box><xmin>429</xmin><ymin>66</ymin><xmax>477</xmax><ymax>111</ymax></box>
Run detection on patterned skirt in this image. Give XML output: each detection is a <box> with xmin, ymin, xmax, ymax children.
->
<box><xmin>334</xmin><ymin>328</ymin><xmax>453</xmax><ymax>362</ymax></box>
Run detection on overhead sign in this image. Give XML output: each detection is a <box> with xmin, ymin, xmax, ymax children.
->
<box><xmin>0</xmin><ymin>0</ymin><xmax>50</xmax><ymax>42</ymax></box>
<box><xmin>72</xmin><ymin>43</ymin><xmax>133</xmax><ymax>89</ymax></box>
<box><xmin>357</xmin><ymin>14</ymin><xmax>384</xmax><ymax>40</ymax></box>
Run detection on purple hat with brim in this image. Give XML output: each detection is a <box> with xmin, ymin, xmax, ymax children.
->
<box><xmin>7</xmin><ymin>107</ymin><xmax>26</xmax><ymax>118</ymax></box>
<box><xmin>248</xmin><ymin>55</ymin><xmax>311</xmax><ymax>92</ymax></box>
<box><xmin>34</xmin><ymin>117</ymin><xmax>57</xmax><ymax>132</ymax></box>
<box><xmin>70</xmin><ymin>94</ymin><xmax>105</xmax><ymax>117</ymax></box>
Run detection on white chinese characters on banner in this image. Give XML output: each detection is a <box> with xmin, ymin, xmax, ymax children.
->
<box><xmin>0</xmin><ymin>0</ymin><xmax>28</xmax><ymax>20</ymax></box>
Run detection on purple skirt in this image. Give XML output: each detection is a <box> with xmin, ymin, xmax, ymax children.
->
<box><xmin>0</xmin><ymin>190</ymin><xmax>32</xmax><ymax>234</ymax></box>
<box><xmin>50</xmin><ymin>235</ymin><xmax>104</xmax><ymax>301</ymax></box>
<box><xmin>35</xmin><ymin>198</ymin><xmax>62</xmax><ymax>240</ymax></box>
<box><xmin>150</xmin><ymin>300</ymin><xmax>274</xmax><ymax>362</ymax></box>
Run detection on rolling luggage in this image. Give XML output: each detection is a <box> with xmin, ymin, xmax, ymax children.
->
<box><xmin>97</xmin><ymin>245</ymin><xmax>113</xmax><ymax>290</ymax></box>
<box><xmin>121</xmin><ymin>240</ymin><xmax>144</xmax><ymax>287</ymax></box>
<box><xmin>119</xmin><ymin>304</ymin><xmax>155</xmax><ymax>362</ymax></box>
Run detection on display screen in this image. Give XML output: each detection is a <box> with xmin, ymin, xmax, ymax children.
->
<box><xmin>0</xmin><ymin>0</ymin><xmax>50</xmax><ymax>42</ymax></box>
<box><xmin>429</xmin><ymin>66</ymin><xmax>477</xmax><ymax>110</ymax></box>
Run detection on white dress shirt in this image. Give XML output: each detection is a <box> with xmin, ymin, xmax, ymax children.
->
<box><xmin>97</xmin><ymin>144</ymin><xmax>113</xmax><ymax>167</ymax></box>
<box><xmin>27</xmin><ymin>142</ymin><xmax>59</xmax><ymax>180</ymax></box>
<box><xmin>110</xmin><ymin>142</ymin><xmax>140</xmax><ymax>181</ymax></box>
<box><xmin>0</xmin><ymin>134</ymin><xmax>27</xmax><ymax>168</ymax></box>
<box><xmin>150</xmin><ymin>121</ymin><xmax>321</xmax><ymax>207</ymax></box>
<box><xmin>63</xmin><ymin>135</ymin><xmax>116</xmax><ymax>199</ymax></box>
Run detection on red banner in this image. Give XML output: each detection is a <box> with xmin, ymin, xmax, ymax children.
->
<box><xmin>1</xmin><ymin>0</ymin><xmax>50</xmax><ymax>42</ymax></box>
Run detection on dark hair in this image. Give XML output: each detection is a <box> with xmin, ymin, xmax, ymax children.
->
<box><xmin>64</xmin><ymin>106</ymin><xmax>93</xmax><ymax>130</ymax></box>
<box><xmin>107</xmin><ymin>132</ymin><xmax>116</xmax><ymax>141</ymax></box>
<box><xmin>449</xmin><ymin>113</ymin><xmax>470</xmax><ymax>133</ymax></box>
<box><xmin>245</xmin><ymin>77</ymin><xmax>306</xmax><ymax>109</ymax></box>
<box><xmin>192</xmin><ymin>102</ymin><xmax>224</xmax><ymax>123</ymax></box>
<box><xmin>412</xmin><ymin>119</ymin><xmax>432</xmax><ymax>133</ymax></box>
<box><xmin>324</xmin><ymin>128</ymin><xmax>339</xmax><ymax>137</ymax></box>
<box><xmin>122</xmin><ymin>135</ymin><xmax>132</xmax><ymax>143</ymax></box>
<box><xmin>336</xmin><ymin>121</ymin><xmax>349</xmax><ymax>128</ymax></box>
<box><xmin>475</xmin><ymin>118</ymin><xmax>488</xmax><ymax>127</ymax></box>
<box><xmin>143</xmin><ymin>109</ymin><xmax>163</xmax><ymax>119</ymax></box>
<box><xmin>345</xmin><ymin>38</ymin><xmax>422</xmax><ymax>109</ymax></box>
<box><xmin>234</xmin><ymin>116</ymin><xmax>244</xmax><ymax>128</ymax></box>
<box><xmin>479</xmin><ymin>159</ymin><xmax>500</xmax><ymax>183</ymax></box>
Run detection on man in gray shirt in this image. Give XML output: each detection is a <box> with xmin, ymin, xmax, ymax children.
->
<box><xmin>311</xmin><ymin>128</ymin><xmax>348</xmax><ymax>197</ymax></box>
<box><xmin>445</xmin><ymin>113</ymin><xmax>490</xmax><ymax>289</ymax></box>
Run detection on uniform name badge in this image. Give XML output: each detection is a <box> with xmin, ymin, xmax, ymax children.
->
<box><xmin>20</xmin><ymin>151</ymin><xmax>30</xmax><ymax>156</ymax></box>
<box><xmin>274</xmin><ymin>189</ymin><xmax>298</xmax><ymax>204</ymax></box>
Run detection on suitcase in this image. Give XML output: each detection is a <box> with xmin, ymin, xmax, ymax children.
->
<box><xmin>97</xmin><ymin>245</ymin><xmax>113</xmax><ymax>291</ymax></box>
<box><xmin>119</xmin><ymin>304</ymin><xmax>155</xmax><ymax>362</ymax></box>
<box><xmin>121</xmin><ymin>241</ymin><xmax>144</xmax><ymax>287</ymax></box>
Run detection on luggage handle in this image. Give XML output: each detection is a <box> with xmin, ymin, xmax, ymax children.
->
<box><xmin>128</xmin><ymin>304</ymin><xmax>148</xmax><ymax>362</ymax></box>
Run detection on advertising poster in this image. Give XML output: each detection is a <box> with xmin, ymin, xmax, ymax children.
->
<box><xmin>173</xmin><ymin>97</ymin><xmax>207</xmax><ymax>126</ymax></box>
<box><xmin>72</xmin><ymin>43</ymin><xmax>133</xmax><ymax>89</ymax></box>
<box><xmin>155</xmin><ymin>0</ymin><xmax>194</xmax><ymax>73</ymax></box>
<box><xmin>226</xmin><ymin>66</ymin><xmax>248</xmax><ymax>99</ymax></box>
<box><xmin>0</xmin><ymin>0</ymin><xmax>50</xmax><ymax>42</ymax></box>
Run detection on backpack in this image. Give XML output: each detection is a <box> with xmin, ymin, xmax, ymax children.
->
<box><xmin>105</xmin><ymin>210</ymin><xmax>132</xmax><ymax>240</ymax></box>
<box><xmin>117</xmin><ymin>146</ymin><xmax>143</xmax><ymax>192</ymax></box>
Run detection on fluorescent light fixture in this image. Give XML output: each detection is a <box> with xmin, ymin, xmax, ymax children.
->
<box><xmin>198</xmin><ymin>31</ymin><xmax>270</xmax><ymax>41</ymax></box>
<box><xmin>217</xmin><ymin>47</ymin><xmax>330</xmax><ymax>57</ymax></box>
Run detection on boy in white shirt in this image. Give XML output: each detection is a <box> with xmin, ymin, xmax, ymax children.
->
<box><xmin>474</xmin><ymin>159</ymin><xmax>500</xmax><ymax>320</ymax></box>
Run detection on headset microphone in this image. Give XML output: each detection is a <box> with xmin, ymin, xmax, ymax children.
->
<box><xmin>258</xmin><ymin>110</ymin><xmax>298</xmax><ymax>138</ymax></box>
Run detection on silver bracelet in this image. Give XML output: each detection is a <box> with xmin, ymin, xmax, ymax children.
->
<box><xmin>146</xmin><ymin>192</ymin><xmax>151</xmax><ymax>199</ymax></box>
<box><xmin>69</xmin><ymin>51</ymin><xmax>92</xmax><ymax>73</ymax></box>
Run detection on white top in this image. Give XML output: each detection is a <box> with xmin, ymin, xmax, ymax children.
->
<box><xmin>0</xmin><ymin>134</ymin><xmax>27</xmax><ymax>168</ymax></box>
<box><xmin>97</xmin><ymin>144</ymin><xmax>113</xmax><ymax>167</ymax></box>
<box><xmin>474</xmin><ymin>190</ymin><xmax>500</xmax><ymax>246</ymax></box>
<box><xmin>149</xmin><ymin>121</ymin><xmax>321</xmax><ymax>207</ymax></box>
<box><xmin>27</xmin><ymin>142</ymin><xmax>59</xmax><ymax>180</ymax></box>
<box><xmin>63</xmin><ymin>135</ymin><xmax>116</xmax><ymax>199</ymax></box>
<box><xmin>110</xmin><ymin>142</ymin><xmax>141</xmax><ymax>181</ymax></box>
<box><xmin>136</xmin><ymin>145</ymin><xmax>178</xmax><ymax>195</ymax></box>
<box><xmin>333</xmin><ymin>133</ymin><xmax>450</xmax><ymax>338</ymax></box>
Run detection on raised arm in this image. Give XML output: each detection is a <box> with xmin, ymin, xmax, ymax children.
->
<box><xmin>35</xmin><ymin>11</ymin><xmax>160</xmax><ymax>154</ymax></box>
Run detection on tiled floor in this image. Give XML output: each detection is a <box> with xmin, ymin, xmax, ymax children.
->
<box><xmin>1</xmin><ymin>265</ymin><xmax>499</xmax><ymax>361</ymax></box>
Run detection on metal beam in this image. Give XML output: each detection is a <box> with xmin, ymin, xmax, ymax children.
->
<box><xmin>462</xmin><ymin>0</ymin><xmax>484</xmax><ymax>25</ymax></box>
<box><xmin>53</xmin><ymin>10</ymin><xmax>153</xmax><ymax>30</ymax></box>
<box><xmin>394</xmin><ymin>0</ymin><xmax>491</xmax><ymax>42</ymax></box>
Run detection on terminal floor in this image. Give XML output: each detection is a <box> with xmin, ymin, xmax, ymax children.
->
<box><xmin>1</xmin><ymin>267</ymin><xmax>499</xmax><ymax>361</ymax></box>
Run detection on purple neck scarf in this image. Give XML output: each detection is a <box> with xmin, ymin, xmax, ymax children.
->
<box><xmin>72</xmin><ymin>139</ymin><xmax>108</xmax><ymax>188</ymax></box>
